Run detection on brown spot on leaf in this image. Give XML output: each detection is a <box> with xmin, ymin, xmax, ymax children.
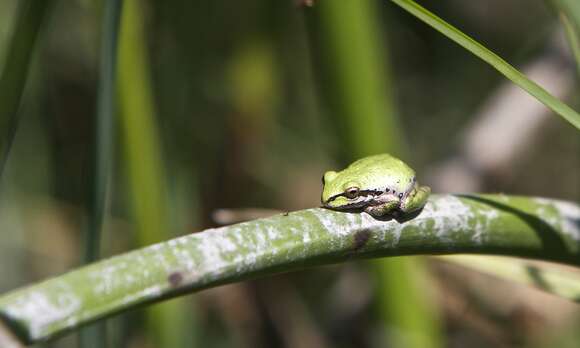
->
<box><xmin>353</xmin><ymin>229</ymin><xmax>372</xmax><ymax>251</ymax></box>
<box><xmin>168</xmin><ymin>272</ymin><xmax>183</xmax><ymax>287</ymax></box>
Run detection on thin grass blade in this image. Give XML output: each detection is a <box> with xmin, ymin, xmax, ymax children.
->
<box><xmin>390</xmin><ymin>0</ymin><xmax>580</xmax><ymax>130</ymax></box>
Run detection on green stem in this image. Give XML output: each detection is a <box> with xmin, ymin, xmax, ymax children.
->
<box><xmin>84</xmin><ymin>0</ymin><xmax>123</xmax><ymax>264</ymax></box>
<box><xmin>118</xmin><ymin>0</ymin><xmax>168</xmax><ymax>247</ymax></box>
<box><xmin>0</xmin><ymin>194</ymin><xmax>578</xmax><ymax>344</ymax></box>
<box><xmin>309</xmin><ymin>0</ymin><xmax>404</xmax><ymax>159</ymax></box>
<box><xmin>118</xmin><ymin>1</ymin><xmax>194</xmax><ymax>346</ymax></box>
<box><xmin>80</xmin><ymin>0</ymin><xmax>123</xmax><ymax>346</ymax></box>
<box><xmin>310</xmin><ymin>2</ymin><xmax>436</xmax><ymax>346</ymax></box>
<box><xmin>0</xmin><ymin>0</ymin><xmax>51</xmax><ymax>177</ymax></box>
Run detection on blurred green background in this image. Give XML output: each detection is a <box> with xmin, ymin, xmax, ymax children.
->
<box><xmin>0</xmin><ymin>0</ymin><xmax>578</xmax><ymax>347</ymax></box>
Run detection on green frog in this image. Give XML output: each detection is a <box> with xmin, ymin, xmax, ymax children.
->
<box><xmin>321</xmin><ymin>154</ymin><xmax>430</xmax><ymax>217</ymax></box>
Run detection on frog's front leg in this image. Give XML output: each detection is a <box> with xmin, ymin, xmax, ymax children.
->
<box><xmin>364</xmin><ymin>194</ymin><xmax>399</xmax><ymax>217</ymax></box>
<box><xmin>400</xmin><ymin>184</ymin><xmax>431</xmax><ymax>213</ymax></box>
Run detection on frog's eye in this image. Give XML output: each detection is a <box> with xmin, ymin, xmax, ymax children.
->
<box><xmin>344</xmin><ymin>187</ymin><xmax>360</xmax><ymax>199</ymax></box>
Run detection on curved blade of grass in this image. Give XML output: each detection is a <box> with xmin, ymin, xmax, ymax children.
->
<box><xmin>0</xmin><ymin>194</ymin><xmax>579</xmax><ymax>344</ymax></box>
<box><xmin>389</xmin><ymin>0</ymin><xmax>580</xmax><ymax>130</ymax></box>
<box><xmin>437</xmin><ymin>255</ymin><xmax>580</xmax><ymax>302</ymax></box>
<box><xmin>0</xmin><ymin>0</ymin><xmax>52</xmax><ymax>177</ymax></box>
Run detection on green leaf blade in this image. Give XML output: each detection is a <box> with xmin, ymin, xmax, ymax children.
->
<box><xmin>390</xmin><ymin>0</ymin><xmax>580</xmax><ymax>130</ymax></box>
<box><xmin>0</xmin><ymin>194</ymin><xmax>578</xmax><ymax>344</ymax></box>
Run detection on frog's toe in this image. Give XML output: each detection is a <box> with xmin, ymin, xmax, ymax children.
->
<box><xmin>400</xmin><ymin>185</ymin><xmax>430</xmax><ymax>213</ymax></box>
<box><xmin>364</xmin><ymin>201</ymin><xmax>399</xmax><ymax>217</ymax></box>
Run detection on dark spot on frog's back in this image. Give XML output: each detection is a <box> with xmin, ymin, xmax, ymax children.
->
<box><xmin>168</xmin><ymin>272</ymin><xmax>183</xmax><ymax>287</ymax></box>
<box><xmin>353</xmin><ymin>229</ymin><xmax>372</xmax><ymax>251</ymax></box>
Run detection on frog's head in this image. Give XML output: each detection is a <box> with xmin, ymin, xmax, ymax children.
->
<box><xmin>321</xmin><ymin>170</ymin><xmax>375</xmax><ymax>209</ymax></box>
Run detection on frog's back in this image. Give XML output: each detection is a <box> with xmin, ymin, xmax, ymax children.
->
<box><xmin>347</xmin><ymin>154</ymin><xmax>415</xmax><ymax>193</ymax></box>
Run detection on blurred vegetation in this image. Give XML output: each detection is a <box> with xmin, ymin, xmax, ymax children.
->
<box><xmin>307</xmin><ymin>1</ymin><xmax>440</xmax><ymax>347</ymax></box>
<box><xmin>0</xmin><ymin>0</ymin><xmax>578</xmax><ymax>347</ymax></box>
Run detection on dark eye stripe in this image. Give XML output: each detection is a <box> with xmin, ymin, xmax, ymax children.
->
<box><xmin>362</xmin><ymin>189</ymin><xmax>382</xmax><ymax>196</ymax></box>
<box><xmin>327</xmin><ymin>189</ymin><xmax>383</xmax><ymax>202</ymax></box>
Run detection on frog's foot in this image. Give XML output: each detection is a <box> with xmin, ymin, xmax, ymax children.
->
<box><xmin>364</xmin><ymin>200</ymin><xmax>399</xmax><ymax>218</ymax></box>
<box><xmin>400</xmin><ymin>184</ymin><xmax>431</xmax><ymax>213</ymax></box>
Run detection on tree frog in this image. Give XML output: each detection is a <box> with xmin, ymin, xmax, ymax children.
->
<box><xmin>321</xmin><ymin>154</ymin><xmax>431</xmax><ymax>217</ymax></box>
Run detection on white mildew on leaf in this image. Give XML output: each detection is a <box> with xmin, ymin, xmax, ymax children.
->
<box><xmin>124</xmin><ymin>274</ymin><xmax>137</xmax><ymax>285</ymax></box>
<box><xmin>533</xmin><ymin>198</ymin><xmax>565</xmax><ymax>234</ymax></box>
<box><xmin>358</xmin><ymin>213</ymin><xmax>396</xmax><ymax>245</ymax></box>
<box><xmin>312</xmin><ymin>209</ymin><xmax>353</xmax><ymax>237</ymax></box>
<box><xmin>533</xmin><ymin>197</ymin><xmax>553</xmax><ymax>205</ymax></box>
<box><xmin>173</xmin><ymin>247</ymin><xmax>196</xmax><ymax>270</ymax></box>
<box><xmin>344</xmin><ymin>211</ymin><xmax>361</xmax><ymax>226</ymax></box>
<box><xmin>302</xmin><ymin>230</ymin><xmax>311</xmax><ymax>243</ymax></box>
<box><xmin>254</xmin><ymin>225</ymin><xmax>269</xmax><ymax>251</ymax></box>
<box><xmin>550</xmin><ymin>200</ymin><xmax>580</xmax><ymax>241</ymax></box>
<box><xmin>196</xmin><ymin>229</ymin><xmax>230</xmax><ymax>278</ymax></box>
<box><xmin>4</xmin><ymin>285</ymin><xmax>81</xmax><ymax>339</ymax></box>
<box><xmin>241</xmin><ymin>222</ymin><xmax>275</xmax><ymax>267</ymax></box>
<box><xmin>91</xmin><ymin>262</ymin><xmax>129</xmax><ymax>296</ymax></box>
<box><xmin>495</xmin><ymin>193</ymin><xmax>511</xmax><ymax>203</ymax></box>
<box><xmin>229</xmin><ymin>226</ymin><xmax>246</xmax><ymax>250</ymax></box>
<box><xmin>149</xmin><ymin>243</ymin><xmax>164</xmax><ymax>251</ymax></box>
<box><xmin>65</xmin><ymin>315</ymin><xmax>79</xmax><ymax>328</ymax></box>
<box><xmin>277</xmin><ymin>215</ymin><xmax>314</xmax><ymax>260</ymax></box>
<box><xmin>118</xmin><ymin>285</ymin><xmax>163</xmax><ymax>307</ymax></box>
<box><xmin>218</xmin><ymin>234</ymin><xmax>238</xmax><ymax>253</ymax></box>
<box><xmin>472</xmin><ymin>208</ymin><xmax>499</xmax><ymax>244</ymax></box>
<box><xmin>177</xmin><ymin>236</ymin><xmax>190</xmax><ymax>245</ymax></box>
<box><xmin>371</xmin><ymin>216</ymin><xmax>398</xmax><ymax>243</ymax></box>
<box><xmin>293</xmin><ymin>215</ymin><xmax>316</xmax><ymax>248</ymax></box>
<box><xmin>264</xmin><ymin>225</ymin><xmax>280</xmax><ymax>255</ymax></box>
<box><xmin>198</xmin><ymin>221</ymin><xmax>275</xmax><ymax>276</ymax></box>
<box><xmin>533</xmin><ymin>197</ymin><xmax>580</xmax><ymax>241</ymax></box>
<box><xmin>152</xmin><ymin>253</ymin><xmax>173</xmax><ymax>272</ymax></box>
<box><xmin>390</xmin><ymin>222</ymin><xmax>405</xmax><ymax>246</ymax></box>
<box><xmin>429</xmin><ymin>196</ymin><xmax>473</xmax><ymax>241</ymax></box>
<box><xmin>266</xmin><ymin>225</ymin><xmax>279</xmax><ymax>240</ymax></box>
